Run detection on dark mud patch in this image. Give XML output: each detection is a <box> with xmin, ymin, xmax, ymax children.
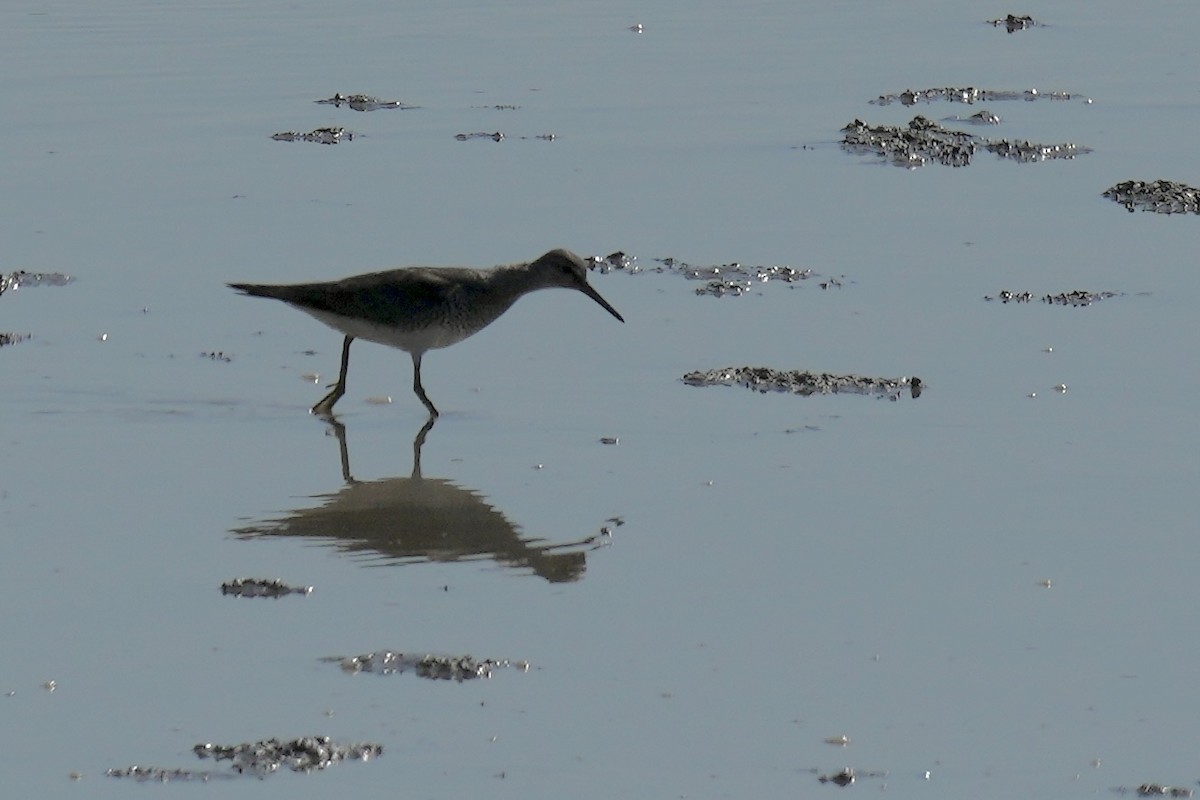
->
<box><xmin>870</xmin><ymin>86</ymin><xmax>1089</xmax><ymax>106</ymax></box>
<box><xmin>943</xmin><ymin>109</ymin><xmax>1002</xmax><ymax>125</ymax></box>
<box><xmin>683</xmin><ymin>367</ymin><xmax>922</xmax><ymax>400</ymax></box>
<box><xmin>454</xmin><ymin>131</ymin><xmax>556</xmax><ymax>141</ymax></box>
<box><xmin>322</xmin><ymin>651</ymin><xmax>529</xmax><ymax>681</ymax></box>
<box><xmin>1113</xmin><ymin>783</ymin><xmax>1196</xmax><ymax>798</ymax></box>
<box><xmin>0</xmin><ymin>332</ymin><xmax>30</xmax><ymax>347</ymax></box>
<box><xmin>987</xmin><ymin>14</ymin><xmax>1040</xmax><ymax>32</ymax></box>
<box><xmin>807</xmin><ymin>766</ymin><xmax>890</xmax><ymax>787</ymax></box>
<box><xmin>107</xmin><ymin>736</ymin><xmax>381</xmax><ymax>781</ymax></box>
<box><xmin>3</xmin><ymin>271</ymin><xmax>74</xmax><ymax>343</ymax></box>
<box><xmin>0</xmin><ymin>269</ymin><xmax>74</xmax><ymax>298</ymax></box>
<box><xmin>221</xmin><ymin>577</ymin><xmax>312</xmax><ymax>598</ymax></box>
<box><xmin>271</xmin><ymin>127</ymin><xmax>356</xmax><ymax>144</ymax></box>
<box><xmin>841</xmin><ymin>116</ymin><xmax>1090</xmax><ymax>168</ymax></box>
<box><xmin>1103</xmin><ymin>180</ymin><xmax>1200</xmax><ymax>214</ymax></box>
<box><xmin>984</xmin><ymin>289</ymin><xmax>1122</xmax><ymax>306</ymax></box>
<box><xmin>819</xmin><ymin>767</ymin><xmax>857</xmax><ymax>786</ymax></box>
<box><xmin>314</xmin><ymin>93</ymin><xmax>414</xmax><ymax>111</ymax></box>
<box><xmin>588</xmin><ymin>252</ymin><xmax>844</xmax><ymax>297</ymax></box>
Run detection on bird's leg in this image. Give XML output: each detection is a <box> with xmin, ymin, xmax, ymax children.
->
<box><xmin>411</xmin><ymin>415</ymin><xmax>436</xmax><ymax>479</ymax></box>
<box><xmin>411</xmin><ymin>351</ymin><xmax>439</xmax><ymax>417</ymax></box>
<box><xmin>312</xmin><ymin>335</ymin><xmax>353</xmax><ymax>416</ymax></box>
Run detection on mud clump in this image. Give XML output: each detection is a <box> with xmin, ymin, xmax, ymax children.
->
<box><xmin>683</xmin><ymin>367</ymin><xmax>922</xmax><ymax>400</ymax></box>
<box><xmin>589</xmin><ymin>252</ymin><xmax>842</xmax><ymax>297</ymax></box>
<box><xmin>325</xmin><ymin>650</ymin><xmax>530</xmax><ymax>682</ymax></box>
<box><xmin>220</xmin><ymin>577</ymin><xmax>313</xmax><ymax>598</ymax></box>
<box><xmin>841</xmin><ymin>116</ymin><xmax>1090</xmax><ymax>168</ymax></box>
<box><xmin>314</xmin><ymin>93</ymin><xmax>413</xmax><ymax>111</ymax></box>
<box><xmin>984</xmin><ymin>289</ymin><xmax>1121</xmax><ymax>306</ymax></box>
<box><xmin>107</xmin><ymin>736</ymin><xmax>381</xmax><ymax>781</ymax></box>
<box><xmin>987</xmin><ymin>14</ymin><xmax>1039</xmax><ymax>32</ymax></box>
<box><xmin>271</xmin><ymin>127</ymin><xmax>356</xmax><ymax>144</ymax></box>
<box><xmin>0</xmin><ymin>270</ymin><xmax>74</xmax><ymax>298</ymax></box>
<box><xmin>1103</xmin><ymin>180</ymin><xmax>1200</xmax><ymax>214</ymax></box>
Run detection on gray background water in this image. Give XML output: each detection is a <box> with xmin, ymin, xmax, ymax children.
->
<box><xmin>3</xmin><ymin>0</ymin><xmax>1199</xmax><ymax>797</ymax></box>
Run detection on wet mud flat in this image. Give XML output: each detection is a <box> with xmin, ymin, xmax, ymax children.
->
<box><xmin>15</xmin><ymin>7</ymin><xmax>1193</xmax><ymax>796</ymax></box>
<box><xmin>809</xmin><ymin>41</ymin><xmax>1197</xmax><ymax>797</ymax></box>
<box><xmin>98</xmin><ymin>484</ymin><xmax>533</xmax><ymax>779</ymax></box>
<box><xmin>105</xmin><ymin>575</ymin><xmax>525</xmax><ymax>778</ymax></box>
<box><xmin>587</xmin><ymin>256</ymin><xmax>920</xmax><ymax>406</ymax></box>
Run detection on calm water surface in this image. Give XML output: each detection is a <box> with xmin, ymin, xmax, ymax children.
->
<box><xmin>3</xmin><ymin>1</ymin><xmax>1199</xmax><ymax>798</ymax></box>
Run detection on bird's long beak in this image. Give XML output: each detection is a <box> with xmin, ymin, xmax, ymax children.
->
<box><xmin>580</xmin><ymin>282</ymin><xmax>625</xmax><ymax>323</ymax></box>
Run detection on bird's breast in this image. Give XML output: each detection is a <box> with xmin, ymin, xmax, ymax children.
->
<box><xmin>303</xmin><ymin>308</ymin><xmax>474</xmax><ymax>353</ymax></box>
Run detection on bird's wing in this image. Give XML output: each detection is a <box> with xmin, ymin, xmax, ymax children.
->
<box><xmin>283</xmin><ymin>268</ymin><xmax>470</xmax><ymax>327</ymax></box>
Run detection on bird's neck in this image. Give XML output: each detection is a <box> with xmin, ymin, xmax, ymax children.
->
<box><xmin>485</xmin><ymin>262</ymin><xmax>544</xmax><ymax>301</ymax></box>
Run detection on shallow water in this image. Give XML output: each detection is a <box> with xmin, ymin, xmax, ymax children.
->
<box><xmin>4</xmin><ymin>1</ymin><xmax>1200</xmax><ymax>797</ymax></box>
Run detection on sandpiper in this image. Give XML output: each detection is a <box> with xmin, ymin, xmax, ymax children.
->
<box><xmin>230</xmin><ymin>248</ymin><xmax>624</xmax><ymax>417</ymax></box>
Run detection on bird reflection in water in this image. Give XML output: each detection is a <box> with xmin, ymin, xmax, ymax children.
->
<box><xmin>230</xmin><ymin>418</ymin><xmax>615</xmax><ymax>582</ymax></box>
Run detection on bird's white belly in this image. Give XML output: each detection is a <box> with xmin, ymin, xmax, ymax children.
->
<box><xmin>303</xmin><ymin>308</ymin><xmax>468</xmax><ymax>353</ymax></box>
